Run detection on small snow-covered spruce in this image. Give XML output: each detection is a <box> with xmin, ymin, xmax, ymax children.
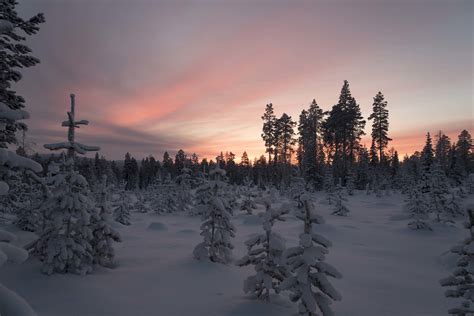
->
<box><xmin>91</xmin><ymin>176</ymin><xmax>121</xmax><ymax>267</ymax></box>
<box><xmin>15</xmin><ymin>180</ymin><xmax>43</xmax><ymax>232</ymax></box>
<box><xmin>439</xmin><ymin>205</ymin><xmax>474</xmax><ymax>315</ymax></box>
<box><xmin>345</xmin><ymin>170</ymin><xmax>355</xmax><ymax>196</ymax></box>
<box><xmin>133</xmin><ymin>191</ymin><xmax>150</xmax><ymax>213</ymax></box>
<box><xmin>405</xmin><ymin>188</ymin><xmax>431</xmax><ymax>231</ymax></box>
<box><xmin>282</xmin><ymin>197</ymin><xmax>342</xmax><ymax>316</ymax></box>
<box><xmin>289</xmin><ymin>175</ymin><xmax>307</xmax><ymax>208</ymax></box>
<box><xmin>34</xmin><ymin>157</ymin><xmax>96</xmax><ymax>275</ymax></box>
<box><xmin>241</xmin><ymin>177</ymin><xmax>257</xmax><ymax>214</ymax></box>
<box><xmin>236</xmin><ymin>200</ymin><xmax>289</xmax><ymax>301</ymax></box>
<box><xmin>446</xmin><ymin>192</ymin><xmax>463</xmax><ymax>218</ymax></box>
<box><xmin>323</xmin><ymin>167</ymin><xmax>335</xmax><ymax>204</ymax></box>
<box><xmin>114</xmin><ymin>191</ymin><xmax>131</xmax><ymax>225</ymax></box>
<box><xmin>332</xmin><ymin>184</ymin><xmax>349</xmax><ymax>216</ymax></box>
<box><xmin>428</xmin><ymin>162</ymin><xmax>451</xmax><ymax>223</ymax></box>
<box><xmin>193</xmin><ymin>182</ymin><xmax>235</xmax><ymax>263</ymax></box>
<box><xmin>175</xmin><ymin>167</ymin><xmax>193</xmax><ymax>212</ymax></box>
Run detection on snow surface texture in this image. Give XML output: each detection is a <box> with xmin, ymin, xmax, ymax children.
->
<box><xmin>0</xmin><ymin>191</ymin><xmax>472</xmax><ymax>315</ymax></box>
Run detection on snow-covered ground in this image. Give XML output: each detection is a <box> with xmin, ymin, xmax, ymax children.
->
<box><xmin>1</xmin><ymin>191</ymin><xmax>471</xmax><ymax>316</ymax></box>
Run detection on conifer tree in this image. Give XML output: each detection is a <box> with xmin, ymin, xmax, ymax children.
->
<box><xmin>240</xmin><ymin>177</ymin><xmax>257</xmax><ymax>214</ymax></box>
<box><xmin>282</xmin><ymin>197</ymin><xmax>342</xmax><ymax>315</ymax></box>
<box><xmin>34</xmin><ymin>157</ymin><xmax>96</xmax><ymax>275</ymax></box>
<box><xmin>193</xmin><ymin>165</ymin><xmax>235</xmax><ymax>263</ymax></box>
<box><xmin>299</xmin><ymin>100</ymin><xmax>325</xmax><ymax>189</ymax></box>
<box><xmin>261</xmin><ymin>103</ymin><xmax>277</xmax><ymax>164</ymax></box>
<box><xmin>332</xmin><ymin>183</ymin><xmax>349</xmax><ymax>216</ymax></box>
<box><xmin>406</xmin><ymin>187</ymin><xmax>431</xmax><ymax>230</ymax></box>
<box><xmin>440</xmin><ymin>205</ymin><xmax>474</xmax><ymax>315</ymax></box>
<box><xmin>91</xmin><ymin>176</ymin><xmax>121</xmax><ymax>267</ymax></box>
<box><xmin>323</xmin><ymin>80</ymin><xmax>365</xmax><ymax>183</ymax></box>
<box><xmin>421</xmin><ymin>132</ymin><xmax>434</xmax><ymax>173</ymax></box>
<box><xmin>237</xmin><ymin>200</ymin><xmax>289</xmax><ymax>301</ymax></box>
<box><xmin>455</xmin><ymin>130</ymin><xmax>473</xmax><ymax>176</ymax></box>
<box><xmin>114</xmin><ymin>191</ymin><xmax>131</xmax><ymax>225</ymax></box>
<box><xmin>275</xmin><ymin>113</ymin><xmax>296</xmax><ymax>165</ymax></box>
<box><xmin>0</xmin><ymin>0</ymin><xmax>44</xmax><ymax>148</ymax></box>
<box><xmin>368</xmin><ymin>92</ymin><xmax>391</xmax><ymax>162</ymax></box>
<box><xmin>435</xmin><ymin>131</ymin><xmax>451</xmax><ymax>172</ymax></box>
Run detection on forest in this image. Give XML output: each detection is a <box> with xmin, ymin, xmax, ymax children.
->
<box><xmin>0</xmin><ymin>1</ymin><xmax>473</xmax><ymax>316</ymax></box>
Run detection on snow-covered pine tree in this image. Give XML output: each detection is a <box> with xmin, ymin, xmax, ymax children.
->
<box><xmin>445</xmin><ymin>192</ymin><xmax>462</xmax><ymax>218</ymax></box>
<box><xmin>332</xmin><ymin>183</ymin><xmax>349</xmax><ymax>216</ymax></box>
<box><xmin>345</xmin><ymin>169</ymin><xmax>355</xmax><ymax>196</ymax></box>
<box><xmin>114</xmin><ymin>191</ymin><xmax>131</xmax><ymax>225</ymax></box>
<box><xmin>323</xmin><ymin>167</ymin><xmax>335</xmax><ymax>205</ymax></box>
<box><xmin>15</xmin><ymin>179</ymin><xmax>43</xmax><ymax>232</ymax></box>
<box><xmin>236</xmin><ymin>200</ymin><xmax>289</xmax><ymax>301</ymax></box>
<box><xmin>289</xmin><ymin>173</ymin><xmax>307</xmax><ymax>208</ymax></box>
<box><xmin>175</xmin><ymin>167</ymin><xmax>193</xmax><ymax>212</ymax></box>
<box><xmin>440</xmin><ymin>205</ymin><xmax>474</xmax><ymax>315</ymax></box>
<box><xmin>133</xmin><ymin>191</ymin><xmax>150</xmax><ymax>213</ymax></box>
<box><xmin>282</xmin><ymin>197</ymin><xmax>342</xmax><ymax>315</ymax></box>
<box><xmin>91</xmin><ymin>176</ymin><xmax>121</xmax><ymax>267</ymax></box>
<box><xmin>240</xmin><ymin>177</ymin><xmax>257</xmax><ymax>215</ymax></box>
<box><xmin>193</xmin><ymin>185</ymin><xmax>235</xmax><ymax>263</ymax></box>
<box><xmin>34</xmin><ymin>156</ymin><xmax>96</xmax><ymax>275</ymax></box>
<box><xmin>428</xmin><ymin>162</ymin><xmax>451</xmax><ymax>223</ymax></box>
<box><xmin>405</xmin><ymin>187</ymin><xmax>431</xmax><ymax>230</ymax></box>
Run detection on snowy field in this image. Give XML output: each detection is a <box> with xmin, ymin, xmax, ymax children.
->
<box><xmin>1</xmin><ymin>191</ymin><xmax>472</xmax><ymax>316</ymax></box>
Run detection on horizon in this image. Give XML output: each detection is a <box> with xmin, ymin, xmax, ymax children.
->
<box><xmin>15</xmin><ymin>0</ymin><xmax>473</xmax><ymax>161</ymax></box>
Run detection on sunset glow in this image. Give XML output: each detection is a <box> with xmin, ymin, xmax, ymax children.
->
<box><xmin>17</xmin><ymin>0</ymin><xmax>473</xmax><ymax>161</ymax></box>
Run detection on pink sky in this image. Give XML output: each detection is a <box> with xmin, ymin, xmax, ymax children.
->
<box><xmin>16</xmin><ymin>0</ymin><xmax>473</xmax><ymax>161</ymax></box>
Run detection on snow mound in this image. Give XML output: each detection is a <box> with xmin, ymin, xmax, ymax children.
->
<box><xmin>147</xmin><ymin>222</ymin><xmax>168</xmax><ymax>231</ymax></box>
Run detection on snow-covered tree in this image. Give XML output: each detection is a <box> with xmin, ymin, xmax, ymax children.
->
<box><xmin>405</xmin><ymin>188</ymin><xmax>431</xmax><ymax>231</ymax></box>
<box><xmin>236</xmin><ymin>200</ymin><xmax>289</xmax><ymax>301</ymax></box>
<box><xmin>323</xmin><ymin>167</ymin><xmax>335</xmax><ymax>205</ymax></box>
<box><xmin>440</xmin><ymin>205</ymin><xmax>474</xmax><ymax>315</ymax></box>
<box><xmin>175</xmin><ymin>167</ymin><xmax>193</xmax><ymax>212</ymax></box>
<box><xmin>289</xmin><ymin>174</ymin><xmax>307</xmax><ymax>208</ymax></box>
<box><xmin>114</xmin><ymin>190</ymin><xmax>131</xmax><ymax>225</ymax></box>
<box><xmin>193</xmin><ymin>183</ymin><xmax>235</xmax><ymax>263</ymax></box>
<box><xmin>240</xmin><ymin>177</ymin><xmax>257</xmax><ymax>214</ymax></box>
<box><xmin>332</xmin><ymin>184</ymin><xmax>349</xmax><ymax>216</ymax></box>
<box><xmin>345</xmin><ymin>170</ymin><xmax>355</xmax><ymax>196</ymax></box>
<box><xmin>428</xmin><ymin>162</ymin><xmax>451</xmax><ymax>223</ymax></box>
<box><xmin>91</xmin><ymin>176</ymin><xmax>121</xmax><ymax>267</ymax></box>
<box><xmin>34</xmin><ymin>157</ymin><xmax>96</xmax><ymax>275</ymax></box>
<box><xmin>282</xmin><ymin>197</ymin><xmax>342</xmax><ymax>315</ymax></box>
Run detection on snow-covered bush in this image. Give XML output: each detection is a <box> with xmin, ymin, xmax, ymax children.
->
<box><xmin>440</xmin><ymin>205</ymin><xmax>474</xmax><ymax>315</ymax></box>
<box><xmin>236</xmin><ymin>200</ymin><xmax>289</xmax><ymax>301</ymax></box>
<box><xmin>282</xmin><ymin>197</ymin><xmax>342</xmax><ymax>315</ymax></box>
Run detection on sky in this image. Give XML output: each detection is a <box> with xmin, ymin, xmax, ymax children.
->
<box><xmin>15</xmin><ymin>0</ymin><xmax>473</xmax><ymax>161</ymax></box>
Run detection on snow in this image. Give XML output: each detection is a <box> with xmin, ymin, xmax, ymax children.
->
<box><xmin>0</xmin><ymin>191</ymin><xmax>471</xmax><ymax>315</ymax></box>
<box><xmin>0</xmin><ymin>102</ymin><xmax>30</xmax><ymax>121</ymax></box>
